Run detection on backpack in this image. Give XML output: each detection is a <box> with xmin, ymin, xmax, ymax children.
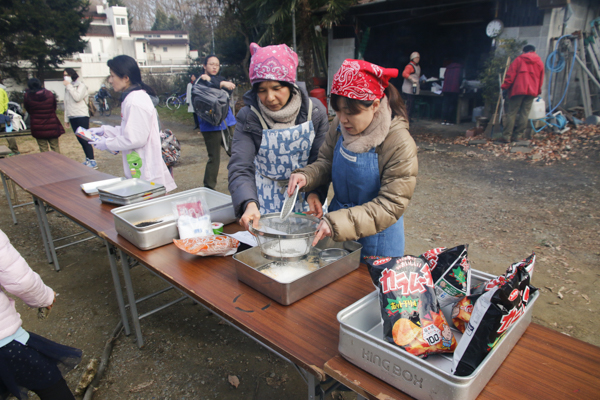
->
<box><xmin>160</xmin><ymin>129</ymin><xmax>181</xmax><ymax>167</ymax></box>
<box><xmin>191</xmin><ymin>80</ymin><xmax>230</xmax><ymax>126</ymax></box>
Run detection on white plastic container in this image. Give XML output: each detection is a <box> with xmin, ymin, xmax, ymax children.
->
<box><xmin>528</xmin><ymin>97</ymin><xmax>546</xmax><ymax>120</ymax></box>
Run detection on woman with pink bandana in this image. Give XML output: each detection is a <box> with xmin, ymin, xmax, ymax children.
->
<box><xmin>228</xmin><ymin>43</ymin><xmax>329</xmax><ymax>230</ymax></box>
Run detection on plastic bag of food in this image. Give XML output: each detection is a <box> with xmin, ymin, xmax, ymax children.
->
<box><xmin>172</xmin><ymin>196</ymin><xmax>212</xmax><ymax>239</ymax></box>
<box><xmin>421</xmin><ymin>245</ymin><xmax>471</xmax><ymax>307</ymax></box>
<box><xmin>365</xmin><ymin>255</ymin><xmax>457</xmax><ymax>358</ymax></box>
<box><xmin>452</xmin><ymin>254</ymin><xmax>536</xmax><ymax>376</ymax></box>
<box><xmin>173</xmin><ymin>235</ymin><xmax>240</xmax><ymax>257</ymax></box>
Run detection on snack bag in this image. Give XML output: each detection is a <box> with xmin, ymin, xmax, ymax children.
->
<box><xmin>174</xmin><ymin>235</ymin><xmax>239</xmax><ymax>257</ymax></box>
<box><xmin>172</xmin><ymin>196</ymin><xmax>212</xmax><ymax>239</ymax></box>
<box><xmin>421</xmin><ymin>245</ymin><xmax>471</xmax><ymax>307</ymax></box>
<box><xmin>452</xmin><ymin>254</ymin><xmax>537</xmax><ymax>376</ymax></box>
<box><xmin>366</xmin><ymin>256</ymin><xmax>457</xmax><ymax>358</ymax></box>
<box><xmin>452</xmin><ymin>253</ymin><xmax>536</xmax><ymax>332</ymax></box>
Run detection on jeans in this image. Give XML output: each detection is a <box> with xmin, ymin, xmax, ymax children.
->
<box><xmin>442</xmin><ymin>93</ymin><xmax>458</xmax><ymax>122</ymax></box>
<box><xmin>69</xmin><ymin>117</ymin><xmax>93</xmax><ymax>160</ymax></box>
<box><xmin>503</xmin><ymin>95</ymin><xmax>534</xmax><ymax>141</ymax></box>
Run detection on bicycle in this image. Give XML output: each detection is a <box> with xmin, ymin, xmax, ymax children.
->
<box><xmin>166</xmin><ymin>92</ymin><xmax>186</xmax><ymax>110</ymax></box>
<box><xmin>95</xmin><ymin>93</ymin><xmax>111</xmax><ymax>116</ymax></box>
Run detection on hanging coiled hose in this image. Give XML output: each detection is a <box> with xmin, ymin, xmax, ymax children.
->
<box><xmin>530</xmin><ymin>35</ymin><xmax>577</xmax><ymax>132</ymax></box>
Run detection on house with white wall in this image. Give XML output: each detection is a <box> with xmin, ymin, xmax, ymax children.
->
<box><xmin>45</xmin><ymin>4</ymin><xmax>191</xmax><ymax>101</ymax></box>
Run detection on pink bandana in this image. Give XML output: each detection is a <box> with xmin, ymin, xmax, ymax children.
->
<box><xmin>249</xmin><ymin>43</ymin><xmax>298</xmax><ymax>85</ymax></box>
<box><xmin>331</xmin><ymin>59</ymin><xmax>398</xmax><ymax>100</ymax></box>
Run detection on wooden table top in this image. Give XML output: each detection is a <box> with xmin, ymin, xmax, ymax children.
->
<box><xmin>26</xmin><ymin>174</ymin><xmax>118</xmax><ymax>235</ymax></box>
<box><xmin>100</xmin><ymin>226</ymin><xmax>375</xmax><ymax>380</ymax></box>
<box><xmin>0</xmin><ymin>152</ymin><xmax>104</xmax><ymax>190</ymax></box>
<box><xmin>325</xmin><ymin>324</ymin><xmax>600</xmax><ymax>399</ymax></box>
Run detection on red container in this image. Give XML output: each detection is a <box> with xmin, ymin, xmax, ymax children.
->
<box><xmin>309</xmin><ymin>88</ymin><xmax>328</xmax><ymax>114</ymax></box>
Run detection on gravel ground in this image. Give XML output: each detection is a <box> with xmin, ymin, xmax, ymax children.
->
<box><xmin>1</xmin><ymin>113</ymin><xmax>598</xmax><ymax>399</ymax></box>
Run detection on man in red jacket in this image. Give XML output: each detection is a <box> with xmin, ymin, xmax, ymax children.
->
<box><xmin>500</xmin><ymin>45</ymin><xmax>544</xmax><ymax>143</ymax></box>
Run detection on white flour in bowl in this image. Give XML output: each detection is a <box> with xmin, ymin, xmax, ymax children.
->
<box><xmin>261</xmin><ymin>238</ymin><xmax>310</xmax><ymax>258</ymax></box>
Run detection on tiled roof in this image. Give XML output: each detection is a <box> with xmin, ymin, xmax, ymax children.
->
<box><xmin>85</xmin><ymin>24</ymin><xmax>114</xmax><ymax>37</ymax></box>
<box><xmin>131</xmin><ymin>30</ymin><xmax>188</xmax><ymax>35</ymax></box>
<box><xmin>146</xmin><ymin>39</ymin><xmax>189</xmax><ymax>46</ymax></box>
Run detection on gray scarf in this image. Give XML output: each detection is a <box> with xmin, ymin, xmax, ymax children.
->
<box><xmin>257</xmin><ymin>92</ymin><xmax>302</xmax><ymax>129</ymax></box>
<box><xmin>340</xmin><ymin>96</ymin><xmax>392</xmax><ymax>153</ymax></box>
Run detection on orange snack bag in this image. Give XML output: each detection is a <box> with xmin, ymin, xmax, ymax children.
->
<box><xmin>174</xmin><ymin>235</ymin><xmax>239</xmax><ymax>257</ymax></box>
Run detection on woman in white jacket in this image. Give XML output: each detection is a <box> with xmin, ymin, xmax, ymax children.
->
<box><xmin>0</xmin><ymin>229</ymin><xmax>81</xmax><ymax>399</ymax></box>
<box><xmin>89</xmin><ymin>55</ymin><xmax>176</xmax><ymax>192</ymax></box>
<box><xmin>63</xmin><ymin>68</ymin><xmax>96</xmax><ymax>168</ymax></box>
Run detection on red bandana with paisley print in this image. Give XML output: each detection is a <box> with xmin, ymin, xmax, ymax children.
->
<box><xmin>331</xmin><ymin>59</ymin><xmax>398</xmax><ymax>100</ymax></box>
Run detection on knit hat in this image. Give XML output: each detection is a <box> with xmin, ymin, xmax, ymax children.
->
<box><xmin>410</xmin><ymin>52</ymin><xmax>420</xmax><ymax>61</ymax></box>
<box><xmin>331</xmin><ymin>59</ymin><xmax>398</xmax><ymax>101</ymax></box>
<box><xmin>249</xmin><ymin>43</ymin><xmax>298</xmax><ymax>85</ymax></box>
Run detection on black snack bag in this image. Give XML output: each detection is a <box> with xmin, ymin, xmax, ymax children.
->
<box><xmin>452</xmin><ymin>254</ymin><xmax>537</xmax><ymax>376</ymax></box>
<box><xmin>365</xmin><ymin>256</ymin><xmax>457</xmax><ymax>358</ymax></box>
<box><xmin>421</xmin><ymin>245</ymin><xmax>472</xmax><ymax>307</ymax></box>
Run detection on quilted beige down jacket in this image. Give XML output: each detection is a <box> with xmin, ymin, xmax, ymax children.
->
<box><xmin>297</xmin><ymin>116</ymin><xmax>418</xmax><ymax>242</ymax></box>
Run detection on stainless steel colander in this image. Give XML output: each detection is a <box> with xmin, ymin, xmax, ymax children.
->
<box><xmin>248</xmin><ymin>213</ymin><xmax>320</xmax><ymax>261</ymax></box>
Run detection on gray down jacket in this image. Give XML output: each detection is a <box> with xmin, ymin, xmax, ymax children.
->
<box><xmin>227</xmin><ymin>83</ymin><xmax>330</xmax><ymax>218</ymax></box>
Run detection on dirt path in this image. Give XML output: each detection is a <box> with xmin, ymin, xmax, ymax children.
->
<box><xmin>1</xmin><ymin>114</ymin><xmax>598</xmax><ymax>399</ymax></box>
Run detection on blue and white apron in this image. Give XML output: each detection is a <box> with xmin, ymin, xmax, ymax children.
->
<box><xmin>251</xmin><ymin>103</ymin><xmax>315</xmax><ymax>214</ymax></box>
<box><xmin>329</xmin><ymin>131</ymin><xmax>405</xmax><ymax>259</ymax></box>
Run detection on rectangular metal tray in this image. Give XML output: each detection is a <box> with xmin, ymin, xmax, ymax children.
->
<box><xmin>81</xmin><ymin>177</ymin><xmax>126</xmax><ymax>195</ymax></box>
<box><xmin>233</xmin><ymin>239</ymin><xmax>362</xmax><ymax>305</ymax></box>
<box><xmin>111</xmin><ymin>187</ymin><xmax>236</xmax><ymax>250</ymax></box>
<box><xmin>337</xmin><ymin>269</ymin><xmax>539</xmax><ymax>400</ymax></box>
<box><xmin>99</xmin><ymin>188</ymin><xmax>166</xmax><ymax>205</ymax></box>
<box><xmin>98</xmin><ymin>178</ymin><xmax>164</xmax><ymax>198</ymax></box>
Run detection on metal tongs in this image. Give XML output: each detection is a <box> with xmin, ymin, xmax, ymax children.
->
<box><xmin>280</xmin><ymin>184</ymin><xmax>299</xmax><ymax>221</ymax></box>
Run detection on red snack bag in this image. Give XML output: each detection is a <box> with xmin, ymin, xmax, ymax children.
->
<box><xmin>366</xmin><ymin>256</ymin><xmax>457</xmax><ymax>358</ymax></box>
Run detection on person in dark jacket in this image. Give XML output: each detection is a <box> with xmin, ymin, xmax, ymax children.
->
<box><xmin>197</xmin><ymin>55</ymin><xmax>237</xmax><ymax>189</ymax></box>
<box><xmin>500</xmin><ymin>45</ymin><xmax>544</xmax><ymax>142</ymax></box>
<box><xmin>227</xmin><ymin>42</ymin><xmax>329</xmax><ymax>230</ymax></box>
<box><xmin>441</xmin><ymin>62</ymin><xmax>462</xmax><ymax>125</ymax></box>
<box><xmin>23</xmin><ymin>79</ymin><xmax>64</xmax><ymax>153</ymax></box>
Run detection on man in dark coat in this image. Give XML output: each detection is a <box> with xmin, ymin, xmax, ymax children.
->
<box><xmin>500</xmin><ymin>45</ymin><xmax>544</xmax><ymax>142</ymax></box>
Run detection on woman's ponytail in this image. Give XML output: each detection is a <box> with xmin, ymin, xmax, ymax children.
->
<box><xmin>384</xmin><ymin>83</ymin><xmax>408</xmax><ymax>120</ymax></box>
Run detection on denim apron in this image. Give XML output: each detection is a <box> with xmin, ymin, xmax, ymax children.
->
<box><xmin>329</xmin><ymin>131</ymin><xmax>405</xmax><ymax>259</ymax></box>
<box><xmin>251</xmin><ymin>103</ymin><xmax>315</xmax><ymax>214</ymax></box>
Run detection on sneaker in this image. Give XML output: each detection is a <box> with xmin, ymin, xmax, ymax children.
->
<box><xmin>441</xmin><ymin>120</ymin><xmax>447</xmax><ymax>125</ymax></box>
<box><xmin>83</xmin><ymin>158</ymin><xmax>99</xmax><ymax>169</ymax></box>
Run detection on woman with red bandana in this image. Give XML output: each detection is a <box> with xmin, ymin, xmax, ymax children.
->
<box><xmin>289</xmin><ymin>60</ymin><xmax>418</xmax><ymax>258</ymax></box>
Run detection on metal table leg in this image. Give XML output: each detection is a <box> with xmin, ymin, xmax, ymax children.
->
<box><xmin>36</xmin><ymin>197</ymin><xmax>60</xmax><ymax>270</ymax></box>
<box><xmin>118</xmin><ymin>249</ymin><xmax>144</xmax><ymax>347</ymax></box>
<box><xmin>33</xmin><ymin>197</ymin><xmax>52</xmax><ymax>263</ymax></box>
<box><xmin>1</xmin><ymin>173</ymin><xmax>17</xmax><ymax>225</ymax></box>
<box><xmin>105</xmin><ymin>242</ymin><xmax>131</xmax><ymax>336</ymax></box>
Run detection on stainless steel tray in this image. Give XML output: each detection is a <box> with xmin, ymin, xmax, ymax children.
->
<box><xmin>98</xmin><ymin>178</ymin><xmax>164</xmax><ymax>198</ymax></box>
<box><xmin>99</xmin><ymin>188</ymin><xmax>166</xmax><ymax>205</ymax></box>
<box><xmin>337</xmin><ymin>269</ymin><xmax>538</xmax><ymax>400</ymax></box>
<box><xmin>81</xmin><ymin>177</ymin><xmax>126</xmax><ymax>195</ymax></box>
<box><xmin>111</xmin><ymin>187</ymin><xmax>236</xmax><ymax>250</ymax></box>
<box><xmin>233</xmin><ymin>238</ymin><xmax>362</xmax><ymax>305</ymax></box>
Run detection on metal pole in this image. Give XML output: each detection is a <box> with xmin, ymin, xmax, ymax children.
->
<box><xmin>292</xmin><ymin>9</ymin><xmax>297</xmax><ymax>51</ymax></box>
